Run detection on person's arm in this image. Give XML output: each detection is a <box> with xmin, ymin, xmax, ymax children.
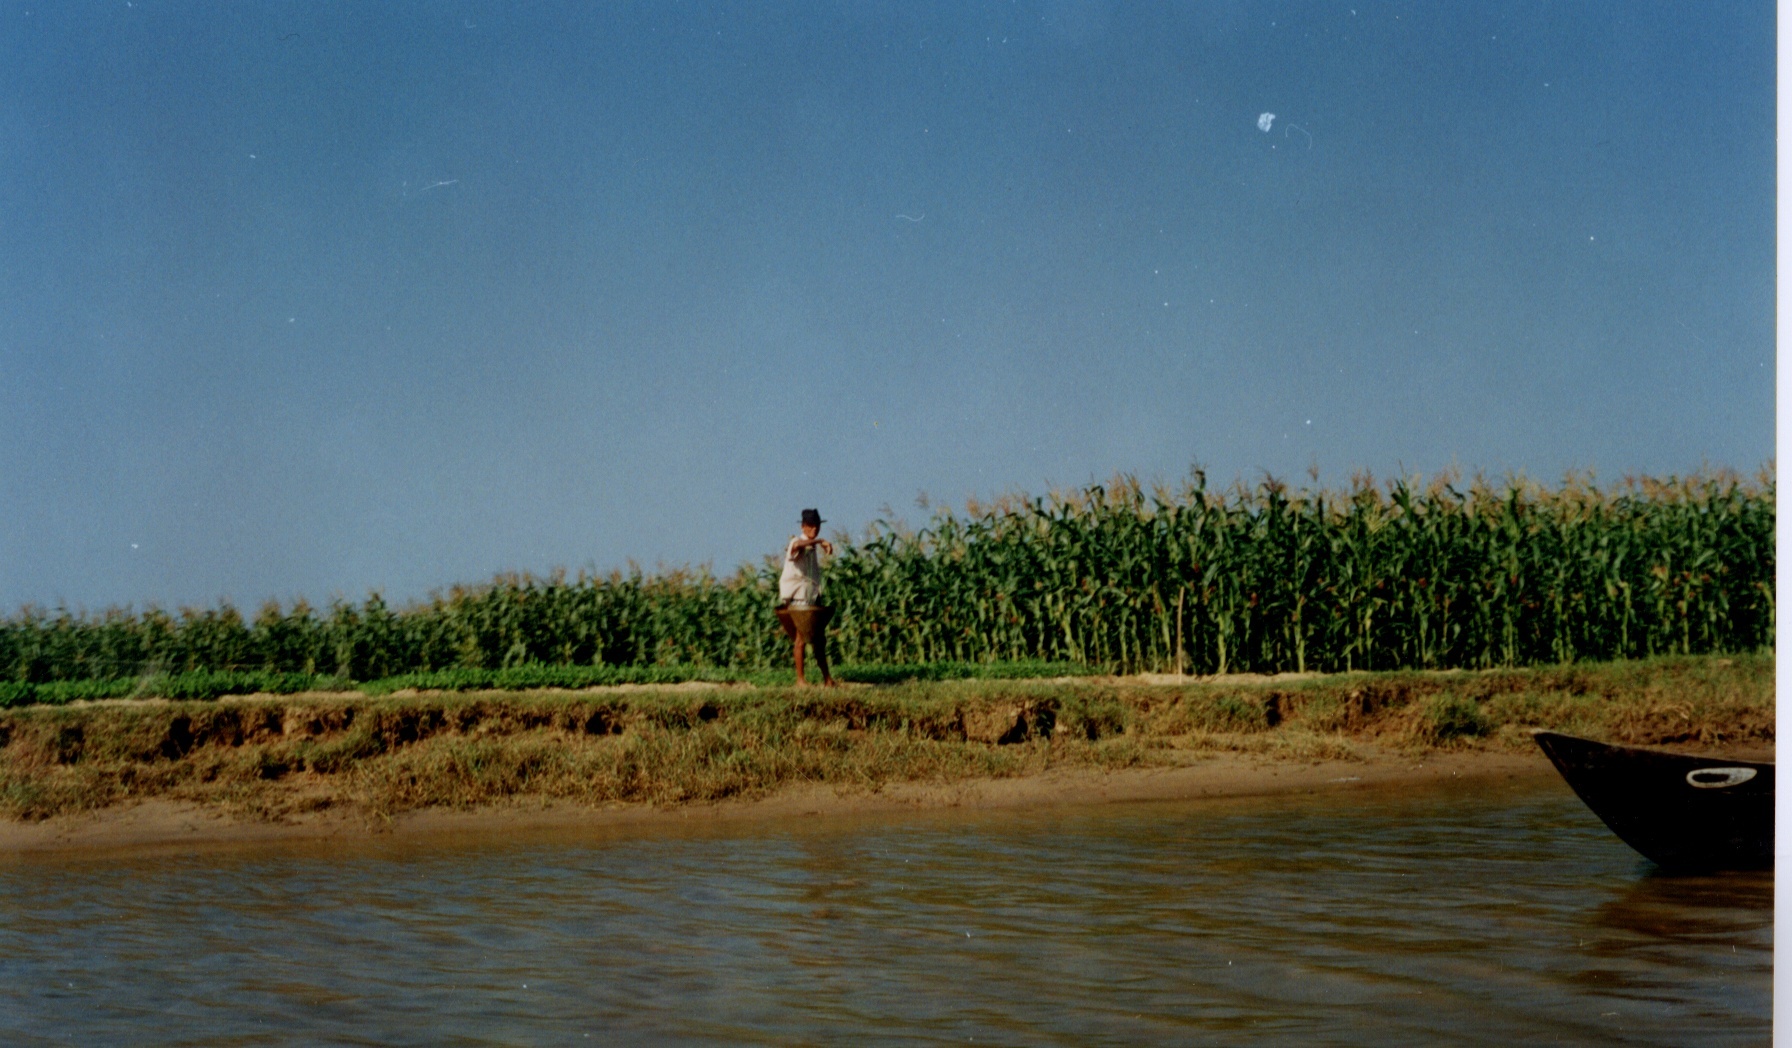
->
<box><xmin>788</xmin><ymin>536</ymin><xmax>834</xmax><ymax>558</ymax></box>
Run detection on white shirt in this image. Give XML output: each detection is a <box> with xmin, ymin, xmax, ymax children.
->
<box><xmin>779</xmin><ymin>535</ymin><xmax>823</xmax><ymax>603</ymax></box>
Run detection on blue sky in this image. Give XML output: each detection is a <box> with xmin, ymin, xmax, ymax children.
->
<box><xmin>0</xmin><ymin>1</ymin><xmax>1775</xmax><ymax>611</ymax></box>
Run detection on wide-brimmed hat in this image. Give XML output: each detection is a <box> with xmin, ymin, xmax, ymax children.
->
<box><xmin>801</xmin><ymin>508</ymin><xmax>824</xmax><ymax>527</ymax></box>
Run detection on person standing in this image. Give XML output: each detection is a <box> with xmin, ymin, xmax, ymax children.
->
<box><xmin>777</xmin><ymin>508</ymin><xmax>835</xmax><ymax>686</ymax></box>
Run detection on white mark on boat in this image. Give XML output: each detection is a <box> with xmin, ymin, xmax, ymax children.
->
<box><xmin>1686</xmin><ymin>767</ymin><xmax>1756</xmax><ymax>788</ymax></box>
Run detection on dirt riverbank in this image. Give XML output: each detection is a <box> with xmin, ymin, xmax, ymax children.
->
<box><xmin>0</xmin><ymin>746</ymin><xmax>1563</xmax><ymax>856</ymax></box>
<box><xmin>0</xmin><ymin>654</ymin><xmax>1770</xmax><ymax>857</ymax></box>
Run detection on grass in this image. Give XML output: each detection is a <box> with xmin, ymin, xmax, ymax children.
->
<box><xmin>0</xmin><ymin>670</ymin><xmax>352</xmax><ymax>709</ymax></box>
<box><xmin>358</xmin><ymin>659</ymin><xmax>1099</xmax><ymax>695</ymax></box>
<box><xmin>0</xmin><ymin>653</ymin><xmax>1769</xmax><ymax>824</ymax></box>
<box><xmin>0</xmin><ymin>660</ymin><xmax>1102</xmax><ymax>709</ymax></box>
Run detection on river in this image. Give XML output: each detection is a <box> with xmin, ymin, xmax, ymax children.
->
<box><xmin>0</xmin><ymin>776</ymin><xmax>1769</xmax><ymax>1046</ymax></box>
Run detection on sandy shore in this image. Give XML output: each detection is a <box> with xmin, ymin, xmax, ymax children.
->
<box><xmin>0</xmin><ymin>747</ymin><xmax>1559</xmax><ymax>857</ymax></box>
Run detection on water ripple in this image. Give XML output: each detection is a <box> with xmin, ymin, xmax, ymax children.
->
<box><xmin>0</xmin><ymin>779</ymin><xmax>1769</xmax><ymax>1046</ymax></box>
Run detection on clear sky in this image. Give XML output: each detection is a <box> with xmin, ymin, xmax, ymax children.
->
<box><xmin>1</xmin><ymin>1</ymin><xmax>1775</xmax><ymax>612</ymax></box>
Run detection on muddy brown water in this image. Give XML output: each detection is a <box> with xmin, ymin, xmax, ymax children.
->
<box><xmin>0</xmin><ymin>778</ymin><xmax>1769</xmax><ymax>1046</ymax></box>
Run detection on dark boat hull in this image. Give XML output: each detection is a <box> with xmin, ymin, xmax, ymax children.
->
<box><xmin>1532</xmin><ymin>731</ymin><xmax>1773</xmax><ymax>871</ymax></box>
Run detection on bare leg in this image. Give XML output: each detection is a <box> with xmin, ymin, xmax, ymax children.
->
<box><xmin>793</xmin><ymin>634</ymin><xmax>808</xmax><ymax>686</ymax></box>
<box><xmin>814</xmin><ymin>630</ymin><xmax>834</xmax><ymax>686</ymax></box>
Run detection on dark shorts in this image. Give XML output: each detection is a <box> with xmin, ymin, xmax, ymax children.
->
<box><xmin>776</xmin><ymin>604</ymin><xmax>832</xmax><ymax>642</ymax></box>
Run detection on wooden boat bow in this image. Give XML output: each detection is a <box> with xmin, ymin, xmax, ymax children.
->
<box><xmin>1532</xmin><ymin>730</ymin><xmax>1773</xmax><ymax>871</ymax></box>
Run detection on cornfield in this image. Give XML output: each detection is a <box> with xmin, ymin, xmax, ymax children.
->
<box><xmin>1</xmin><ymin>470</ymin><xmax>1772</xmax><ymax>684</ymax></box>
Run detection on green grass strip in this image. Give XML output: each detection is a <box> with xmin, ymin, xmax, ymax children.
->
<box><xmin>0</xmin><ymin>660</ymin><xmax>1105</xmax><ymax>708</ymax></box>
<box><xmin>0</xmin><ymin>671</ymin><xmax>351</xmax><ymax>708</ymax></box>
<box><xmin>355</xmin><ymin>660</ymin><xmax>1101</xmax><ymax>694</ymax></box>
